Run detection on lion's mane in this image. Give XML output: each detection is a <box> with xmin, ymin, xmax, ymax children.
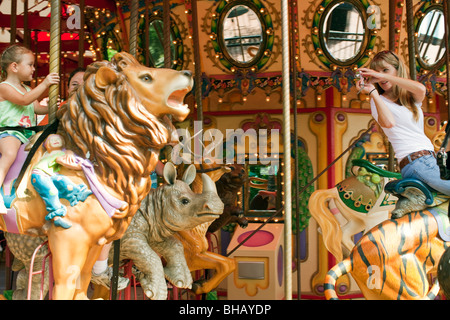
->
<box><xmin>57</xmin><ymin>52</ymin><xmax>176</xmax><ymax>227</ymax></box>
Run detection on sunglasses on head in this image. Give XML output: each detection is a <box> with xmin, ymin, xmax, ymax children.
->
<box><xmin>375</xmin><ymin>50</ymin><xmax>399</xmax><ymax>61</ymax></box>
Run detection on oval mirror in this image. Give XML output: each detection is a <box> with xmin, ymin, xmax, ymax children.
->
<box><xmin>221</xmin><ymin>4</ymin><xmax>263</xmax><ymax>64</ymax></box>
<box><xmin>321</xmin><ymin>2</ymin><xmax>365</xmax><ymax>63</ymax></box>
<box><xmin>417</xmin><ymin>8</ymin><xmax>446</xmax><ymax>68</ymax></box>
<box><xmin>148</xmin><ymin>18</ymin><xmax>176</xmax><ymax>68</ymax></box>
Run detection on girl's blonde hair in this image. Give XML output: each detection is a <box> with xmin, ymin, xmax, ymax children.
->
<box><xmin>370</xmin><ymin>50</ymin><xmax>419</xmax><ymax>121</ymax></box>
<box><xmin>0</xmin><ymin>44</ymin><xmax>33</xmax><ymax>81</ymax></box>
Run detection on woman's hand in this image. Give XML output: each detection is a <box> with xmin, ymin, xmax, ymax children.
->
<box><xmin>357</xmin><ymin>67</ymin><xmax>386</xmax><ymax>84</ymax></box>
<box><xmin>355</xmin><ymin>73</ymin><xmax>376</xmax><ymax>95</ymax></box>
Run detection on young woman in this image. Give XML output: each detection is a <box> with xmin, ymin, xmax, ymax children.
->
<box><xmin>357</xmin><ymin>50</ymin><xmax>450</xmax><ymax>195</ymax></box>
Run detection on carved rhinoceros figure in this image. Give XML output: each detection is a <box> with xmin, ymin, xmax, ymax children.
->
<box><xmin>111</xmin><ymin>162</ymin><xmax>224</xmax><ymax>300</ymax></box>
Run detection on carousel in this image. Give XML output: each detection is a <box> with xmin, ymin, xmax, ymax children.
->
<box><xmin>0</xmin><ymin>0</ymin><xmax>448</xmax><ymax>301</ymax></box>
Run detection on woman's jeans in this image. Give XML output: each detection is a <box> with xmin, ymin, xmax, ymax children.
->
<box><xmin>401</xmin><ymin>154</ymin><xmax>450</xmax><ymax>195</ymax></box>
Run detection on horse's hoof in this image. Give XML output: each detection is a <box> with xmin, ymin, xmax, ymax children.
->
<box><xmin>191</xmin><ymin>280</ymin><xmax>206</xmax><ymax>294</ymax></box>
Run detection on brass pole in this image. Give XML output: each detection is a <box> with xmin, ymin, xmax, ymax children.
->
<box><xmin>387</xmin><ymin>0</ymin><xmax>397</xmax><ymax>171</ymax></box>
<box><xmin>163</xmin><ymin>0</ymin><xmax>171</xmax><ymax>68</ymax></box>
<box><xmin>78</xmin><ymin>0</ymin><xmax>85</xmax><ymax>68</ymax></box>
<box><xmin>145</xmin><ymin>0</ymin><xmax>150</xmax><ymax>67</ymax></box>
<box><xmin>444</xmin><ymin>0</ymin><xmax>450</xmax><ymax>119</ymax></box>
<box><xmin>405</xmin><ymin>0</ymin><xmax>417</xmax><ymax>80</ymax></box>
<box><xmin>289</xmin><ymin>0</ymin><xmax>301</xmax><ymax>300</ymax></box>
<box><xmin>281</xmin><ymin>0</ymin><xmax>292</xmax><ymax>300</ymax></box>
<box><xmin>48</xmin><ymin>0</ymin><xmax>61</xmax><ymax>124</ymax></box>
<box><xmin>191</xmin><ymin>0</ymin><xmax>203</xmax><ymax>122</ymax></box>
<box><xmin>10</xmin><ymin>0</ymin><xmax>17</xmax><ymax>44</ymax></box>
<box><xmin>129</xmin><ymin>0</ymin><xmax>139</xmax><ymax>57</ymax></box>
<box><xmin>24</xmin><ymin>0</ymin><xmax>30</xmax><ymax>48</ymax></box>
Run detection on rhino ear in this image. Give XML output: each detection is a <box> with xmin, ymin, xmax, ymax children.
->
<box><xmin>96</xmin><ymin>66</ymin><xmax>117</xmax><ymax>88</ymax></box>
<box><xmin>182</xmin><ymin>164</ymin><xmax>196</xmax><ymax>186</ymax></box>
<box><xmin>163</xmin><ymin>162</ymin><xmax>177</xmax><ymax>185</ymax></box>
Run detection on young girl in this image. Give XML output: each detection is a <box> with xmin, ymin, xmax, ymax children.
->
<box><xmin>357</xmin><ymin>50</ymin><xmax>450</xmax><ymax>195</ymax></box>
<box><xmin>0</xmin><ymin>44</ymin><xmax>59</xmax><ymax>213</ymax></box>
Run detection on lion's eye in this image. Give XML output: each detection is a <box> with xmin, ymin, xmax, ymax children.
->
<box><xmin>141</xmin><ymin>74</ymin><xmax>152</xmax><ymax>82</ymax></box>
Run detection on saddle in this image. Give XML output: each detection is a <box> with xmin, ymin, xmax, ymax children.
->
<box><xmin>353</xmin><ymin>159</ymin><xmax>450</xmax><ymax>218</ymax></box>
<box><xmin>351</xmin><ymin>159</ymin><xmax>402</xmax><ymax>180</ymax></box>
<box><xmin>385</xmin><ymin>178</ymin><xmax>450</xmax><ymax>218</ymax></box>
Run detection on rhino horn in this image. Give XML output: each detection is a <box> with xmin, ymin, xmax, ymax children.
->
<box><xmin>202</xmin><ymin>173</ymin><xmax>217</xmax><ymax>194</ymax></box>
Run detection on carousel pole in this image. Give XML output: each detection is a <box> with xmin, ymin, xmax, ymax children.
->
<box><xmin>145</xmin><ymin>0</ymin><xmax>150</xmax><ymax>67</ymax></box>
<box><xmin>111</xmin><ymin>0</ymin><xmax>139</xmax><ymax>300</ymax></box>
<box><xmin>281</xmin><ymin>0</ymin><xmax>292</xmax><ymax>300</ymax></box>
<box><xmin>23</xmin><ymin>0</ymin><xmax>30</xmax><ymax>48</ymax></box>
<box><xmin>78</xmin><ymin>0</ymin><xmax>85</xmax><ymax>68</ymax></box>
<box><xmin>405</xmin><ymin>0</ymin><xmax>417</xmax><ymax>81</ymax></box>
<box><xmin>128</xmin><ymin>0</ymin><xmax>139</xmax><ymax>57</ymax></box>
<box><xmin>48</xmin><ymin>0</ymin><xmax>61</xmax><ymax>124</ymax></box>
<box><xmin>191</xmin><ymin>0</ymin><xmax>203</xmax><ymax>123</ymax></box>
<box><xmin>289</xmin><ymin>0</ymin><xmax>301</xmax><ymax>300</ymax></box>
<box><xmin>163</xmin><ymin>0</ymin><xmax>171</xmax><ymax>68</ymax></box>
<box><xmin>444</xmin><ymin>0</ymin><xmax>450</xmax><ymax>119</ymax></box>
<box><xmin>387</xmin><ymin>0</ymin><xmax>397</xmax><ymax>172</ymax></box>
<box><xmin>10</xmin><ymin>0</ymin><xmax>17</xmax><ymax>44</ymax></box>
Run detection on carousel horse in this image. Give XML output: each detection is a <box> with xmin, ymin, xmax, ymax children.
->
<box><xmin>0</xmin><ymin>52</ymin><xmax>192</xmax><ymax>299</ymax></box>
<box><xmin>310</xmin><ymin>127</ymin><xmax>447</xmax><ymax>262</ymax></box>
<box><xmin>309</xmin><ymin>159</ymin><xmax>400</xmax><ymax>261</ymax></box>
<box><xmin>175</xmin><ymin>161</ymin><xmax>237</xmax><ymax>295</ymax></box>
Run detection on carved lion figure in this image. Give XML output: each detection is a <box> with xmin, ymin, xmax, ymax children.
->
<box><xmin>0</xmin><ymin>52</ymin><xmax>193</xmax><ymax>299</ymax></box>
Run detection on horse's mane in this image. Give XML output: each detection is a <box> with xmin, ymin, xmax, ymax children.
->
<box><xmin>57</xmin><ymin>53</ymin><xmax>176</xmax><ymax>227</ymax></box>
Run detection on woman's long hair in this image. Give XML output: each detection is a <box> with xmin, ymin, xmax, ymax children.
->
<box><xmin>370</xmin><ymin>50</ymin><xmax>419</xmax><ymax>122</ymax></box>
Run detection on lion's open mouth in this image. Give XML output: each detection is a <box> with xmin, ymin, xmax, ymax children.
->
<box><xmin>167</xmin><ymin>87</ymin><xmax>190</xmax><ymax>110</ymax></box>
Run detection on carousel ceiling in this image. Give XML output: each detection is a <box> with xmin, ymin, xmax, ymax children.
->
<box><xmin>0</xmin><ymin>0</ymin><xmax>120</xmax><ymax>77</ymax></box>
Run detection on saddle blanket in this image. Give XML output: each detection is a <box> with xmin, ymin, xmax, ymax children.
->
<box><xmin>0</xmin><ymin>145</ymin><xmax>126</xmax><ymax>233</ymax></box>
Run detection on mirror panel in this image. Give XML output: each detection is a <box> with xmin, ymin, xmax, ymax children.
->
<box><xmin>417</xmin><ymin>8</ymin><xmax>446</xmax><ymax>68</ymax></box>
<box><xmin>321</xmin><ymin>2</ymin><xmax>365</xmax><ymax>63</ymax></box>
<box><xmin>222</xmin><ymin>5</ymin><xmax>263</xmax><ymax>64</ymax></box>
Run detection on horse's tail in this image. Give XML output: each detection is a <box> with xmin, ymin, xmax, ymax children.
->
<box><xmin>324</xmin><ymin>258</ymin><xmax>352</xmax><ymax>300</ymax></box>
<box><xmin>309</xmin><ymin>188</ymin><xmax>344</xmax><ymax>261</ymax></box>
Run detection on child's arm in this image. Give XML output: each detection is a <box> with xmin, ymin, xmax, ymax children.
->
<box><xmin>0</xmin><ymin>73</ymin><xmax>59</xmax><ymax>106</ymax></box>
<box><xmin>34</xmin><ymin>100</ymin><xmax>48</xmax><ymax>115</ymax></box>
